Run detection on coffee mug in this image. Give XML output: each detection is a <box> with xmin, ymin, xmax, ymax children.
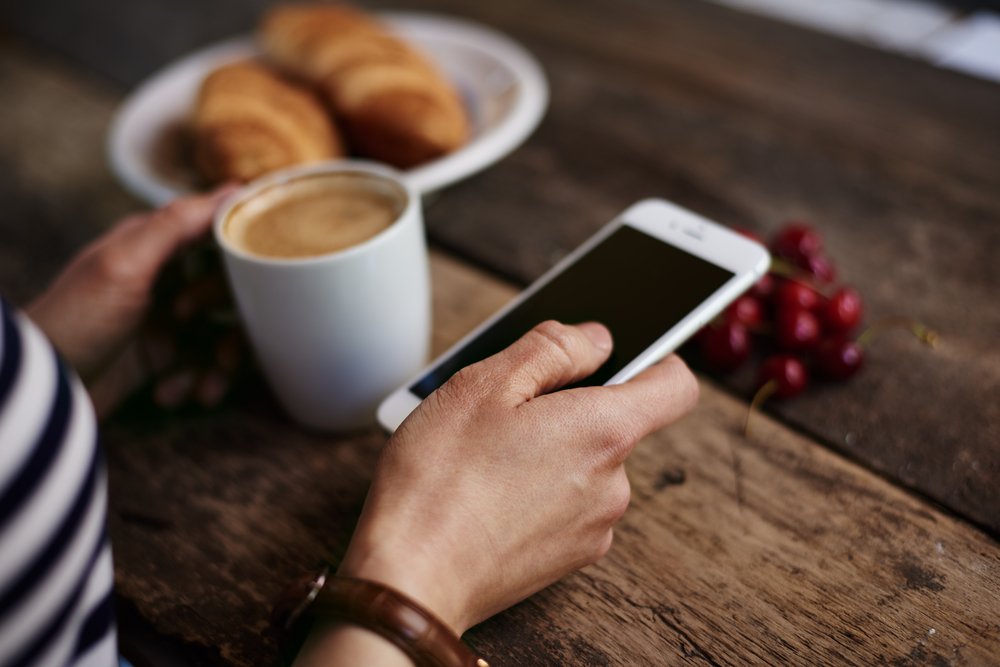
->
<box><xmin>214</xmin><ymin>161</ymin><xmax>431</xmax><ymax>431</ymax></box>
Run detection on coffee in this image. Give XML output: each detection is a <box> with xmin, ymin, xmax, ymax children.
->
<box><xmin>214</xmin><ymin>161</ymin><xmax>430</xmax><ymax>431</ymax></box>
<box><xmin>224</xmin><ymin>171</ymin><xmax>404</xmax><ymax>259</ymax></box>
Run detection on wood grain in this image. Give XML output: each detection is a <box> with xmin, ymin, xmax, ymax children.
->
<box><xmin>473</xmin><ymin>380</ymin><xmax>1000</xmax><ymax>666</ymax></box>
<box><xmin>100</xmin><ymin>249</ymin><xmax>1000</xmax><ymax>667</ymax></box>
<box><xmin>403</xmin><ymin>0</ymin><xmax>1000</xmax><ymax>533</ymax></box>
<box><xmin>4</xmin><ymin>0</ymin><xmax>998</xmax><ymax>532</ymax></box>
<box><xmin>0</xmin><ymin>35</ymin><xmax>139</xmax><ymax>305</ymax></box>
<box><xmin>1</xmin><ymin>16</ymin><xmax>999</xmax><ymax>667</ymax></box>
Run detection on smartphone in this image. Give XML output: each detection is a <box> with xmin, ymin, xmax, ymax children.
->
<box><xmin>377</xmin><ymin>199</ymin><xmax>771</xmax><ymax>432</ymax></box>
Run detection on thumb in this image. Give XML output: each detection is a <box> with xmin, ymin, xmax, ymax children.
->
<box><xmin>116</xmin><ymin>185</ymin><xmax>239</xmax><ymax>272</ymax></box>
<box><xmin>481</xmin><ymin>320</ymin><xmax>613</xmax><ymax>402</ymax></box>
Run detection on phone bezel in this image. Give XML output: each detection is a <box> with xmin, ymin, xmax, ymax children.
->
<box><xmin>377</xmin><ymin>198</ymin><xmax>770</xmax><ymax>432</ymax></box>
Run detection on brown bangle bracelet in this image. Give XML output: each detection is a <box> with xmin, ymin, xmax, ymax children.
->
<box><xmin>272</xmin><ymin>566</ymin><xmax>488</xmax><ymax>667</ymax></box>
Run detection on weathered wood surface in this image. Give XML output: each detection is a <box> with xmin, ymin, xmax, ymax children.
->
<box><xmin>2</xmin><ymin>16</ymin><xmax>1000</xmax><ymax>667</ymax></box>
<box><xmin>3</xmin><ymin>0</ymin><xmax>997</xmax><ymax>533</ymax></box>
<box><xmin>479</xmin><ymin>383</ymin><xmax>1000</xmax><ymax>666</ymax></box>
<box><xmin>103</xmin><ymin>250</ymin><xmax>1000</xmax><ymax>667</ymax></box>
<box><xmin>0</xmin><ymin>35</ymin><xmax>137</xmax><ymax>304</ymax></box>
<box><xmin>411</xmin><ymin>0</ymin><xmax>1000</xmax><ymax>535</ymax></box>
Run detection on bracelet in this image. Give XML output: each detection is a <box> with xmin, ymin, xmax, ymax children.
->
<box><xmin>271</xmin><ymin>566</ymin><xmax>488</xmax><ymax>667</ymax></box>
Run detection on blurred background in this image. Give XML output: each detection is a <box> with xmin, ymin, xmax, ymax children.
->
<box><xmin>1</xmin><ymin>0</ymin><xmax>999</xmax><ymax>87</ymax></box>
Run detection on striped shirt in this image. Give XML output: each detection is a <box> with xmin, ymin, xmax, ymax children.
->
<box><xmin>0</xmin><ymin>298</ymin><xmax>116</xmax><ymax>667</ymax></box>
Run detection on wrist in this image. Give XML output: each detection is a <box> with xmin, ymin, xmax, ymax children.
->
<box><xmin>338</xmin><ymin>526</ymin><xmax>476</xmax><ymax>635</ymax></box>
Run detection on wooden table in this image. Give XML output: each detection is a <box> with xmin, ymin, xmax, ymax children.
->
<box><xmin>1</xmin><ymin>0</ymin><xmax>999</xmax><ymax>664</ymax></box>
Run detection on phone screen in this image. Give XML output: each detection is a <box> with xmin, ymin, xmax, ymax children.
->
<box><xmin>411</xmin><ymin>224</ymin><xmax>735</xmax><ymax>398</ymax></box>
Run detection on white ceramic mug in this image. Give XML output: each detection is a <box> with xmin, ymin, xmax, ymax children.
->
<box><xmin>214</xmin><ymin>161</ymin><xmax>431</xmax><ymax>431</ymax></box>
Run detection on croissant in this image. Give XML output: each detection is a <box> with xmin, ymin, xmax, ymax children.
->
<box><xmin>260</xmin><ymin>4</ymin><xmax>469</xmax><ymax>169</ymax></box>
<box><xmin>193</xmin><ymin>61</ymin><xmax>343</xmax><ymax>184</ymax></box>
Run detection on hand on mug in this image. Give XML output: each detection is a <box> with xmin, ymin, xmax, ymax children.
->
<box><xmin>339</xmin><ymin>320</ymin><xmax>700</xmax><ymax>634</ymax></box>
<box><xmin>26</xmin><ymin>185</ymin><xmax>244</xmax><ymax>418</ymax></box>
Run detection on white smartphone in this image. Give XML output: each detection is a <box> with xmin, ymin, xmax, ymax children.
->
<box><xmin>377</xmin><ymin>198</ymin><xmax>771</xmax><ymax>433</ymax></box>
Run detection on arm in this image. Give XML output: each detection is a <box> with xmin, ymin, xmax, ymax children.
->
<box><xmin>22</xmin><ymin>191</ymin><xmax>699</xmax><ymax>665</ymax></box>
<box><xmin>294</xmin><ymin>320</ymin><xmax>700</xmax><ymax>665</ymax></box>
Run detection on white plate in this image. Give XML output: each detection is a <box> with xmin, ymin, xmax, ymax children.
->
<box><xmin>107</xmin><ymin>12</ymin><xmax>549</xmax><ymax>205</ymax></box>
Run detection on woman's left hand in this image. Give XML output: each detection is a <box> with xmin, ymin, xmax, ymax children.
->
<box><xmin>27</xmin><ymin>185</ymin><xmax>240</xmax><ymax>417</ymax></box>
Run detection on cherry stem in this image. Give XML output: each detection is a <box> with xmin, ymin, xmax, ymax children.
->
<box><xmin>744</xmin><ymin>378</ymin><xmax>779</xmax><ymax>438</ymax></box>
<box><xmin>769</xmin><ymin>257</ymin><xmax>800</xmax><ymax>276</ymax></box>
<box><xmin>856</xmin><ymin>316</ymin><xmax>939</xmax><ymax>349</ymax></box>
<box><xmin>768</xmin><ymin>258</ymin><xmax>830</xmax><ymax>295</ymax></box>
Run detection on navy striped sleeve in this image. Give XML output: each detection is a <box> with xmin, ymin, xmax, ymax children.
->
<box><xmin>0</xmin><ymin>298</ymin><xmax>117</xmax><ymax>667</ymax></box>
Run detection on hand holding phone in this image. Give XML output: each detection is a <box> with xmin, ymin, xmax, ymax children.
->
<box><xmin>378</xmin><ymin>198</ymin><xmax>770</xmax><ymax>432</ymax></box>
<box><xmin>344</xmin><ymin>321</ymin><xmax>701</xmax><ymax>635</ymax></box>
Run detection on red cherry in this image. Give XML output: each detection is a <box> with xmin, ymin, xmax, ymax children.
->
<box><xmin>822</xmin><ymin>287</ymin><xmax>863</xmax><ymax>332</ymax></box>
<box><xmin>775</xmin><ymin>280</ymin><xmax>822</xmax><ymax>312</ymax></box>
<box><xmin>816</xmin><ymin>336</ymin><xmax>865</xmax><ymax>380</ymax></box>
<box><xmin>757</xmin><ymin>354</ymin><xmax>808</xmax><ymax>398</ymax></box>
<box><xmin>734</xmin><ymin>227</ymin><xmax>766</xmax><ymax>245</ymax></box>
<box><xmin>699</xmin><ymin>321</ymin><xmax>752</xmax><ymax>372</ymax></box>
<box><xmin>796</xmin><ymin>253</ymin><xmax>837</xmax><ymax>283</ymax></box>
<box><xmin>725</xmin><ymin>295</ymin><xmax>764</xmax><ymax>327</ymax></box>
<box><xmin>772</xmin><ymin>222</ymin><xmax>823</xmax><ymax>262</ymax></box>
<box><xmin>750</xmin><ymin>273</ymin><xmax>776</xmax><ymax>302</ymax></box>
<box><xmin>776</xmin><ymin>309</ymin><xmax>821</xmax><ymax>351</ymax></box>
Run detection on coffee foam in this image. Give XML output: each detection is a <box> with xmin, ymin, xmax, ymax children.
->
<box><xmin>224</xmin><ymin>172</ymin><xmax>404</xmax><ymax>259</ymax></box>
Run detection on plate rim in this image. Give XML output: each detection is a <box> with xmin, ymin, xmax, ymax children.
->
<box><xmin>106</xmin><ymin>11</ymin><xmax>549</xmax><ymax>205</ymax></box>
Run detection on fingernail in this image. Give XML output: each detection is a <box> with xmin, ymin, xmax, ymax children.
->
<box><xmin>578</xmin><ymin>322</ymin><xmax>613</xmax><ymax>353</ymax></box>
